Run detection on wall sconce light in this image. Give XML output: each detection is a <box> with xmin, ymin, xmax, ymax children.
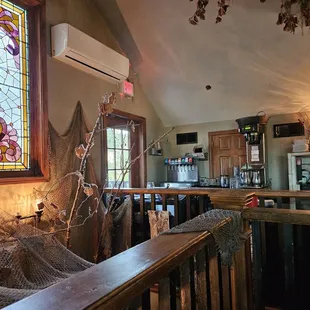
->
<box><xmin>15</xmin><ymin>200</ymin><xmax>45</xmax><ymax>226</ymax></box>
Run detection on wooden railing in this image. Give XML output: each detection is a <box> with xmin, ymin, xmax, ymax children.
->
<box><xmin>5</xmin><ymin>217</ymin><xmax>252</xmax><ymax>310</ymax></box>
<box><xmin>247</xmin><ymin>190</ymin><xmax>310</xmax><ymax>310</ymax></box>
<box><xmin>6</xmin><ymin>188</ymin><xmax>310</xmax><ymax>310</ymax></box>
<box><xmin>106</xmin><ymin>188</ymin><xmax>255</xmax><ymax>246</ymax></box>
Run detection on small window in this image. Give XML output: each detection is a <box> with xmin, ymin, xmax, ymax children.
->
<box><xmin>106</xmin><ymin>127</ymin><xmax>131</xmax><ymax>188</ymax></box>
<box><xmin>103</xmin><ymin>110</ymin><xmax>146</xmax><ymax>188</ymax></box>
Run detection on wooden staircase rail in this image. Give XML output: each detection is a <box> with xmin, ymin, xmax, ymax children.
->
<box><xmin>5</xmin><ymin>219</ymin><xmax>239</xmax><ymax>310</ymax></box>
<box><xmin>242</xmin><ymin>207</ymin><xmax>310</xmax><ymax>225</ymax></box>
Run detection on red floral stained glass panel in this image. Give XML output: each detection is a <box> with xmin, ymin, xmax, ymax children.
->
<box><xmin>0</xmin><ymin>0</ymin><xmax>29</xmax><ymax>171</ymax></box>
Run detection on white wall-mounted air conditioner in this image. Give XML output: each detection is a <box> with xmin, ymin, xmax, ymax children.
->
<box><xmin>51</xmin><ymin>23</ymin><xmax>129</xmax><ymax>84</ymax></box>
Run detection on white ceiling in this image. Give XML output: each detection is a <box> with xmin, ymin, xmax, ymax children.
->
<box><xmin>116</xmin><ymin>0</ymin><xmax>310</xmax><ymax>127</ymax></box>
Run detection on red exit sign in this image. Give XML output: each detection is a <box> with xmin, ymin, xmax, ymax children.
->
<box><xmin>121</xmin><ymin>80</ymin><xmax>134</xmax><ymax>98</ymax></box>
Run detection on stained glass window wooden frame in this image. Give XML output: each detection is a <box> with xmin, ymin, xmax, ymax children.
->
<box><xmin>0</xmin><ymin>0</ymin><xmax>48</xmax><ymax>184</ymax></box>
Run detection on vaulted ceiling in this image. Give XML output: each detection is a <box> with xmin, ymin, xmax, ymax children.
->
<box><xmin>95</xmin><ymin>0</ymin><xmax>310</xmax><ymax>126</ymax></box>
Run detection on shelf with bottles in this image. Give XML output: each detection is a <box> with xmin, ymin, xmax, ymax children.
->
<box><xmin>164</xmin><ymin>157</ymin><xmax>196</xmax><ymax>165</ymax></box>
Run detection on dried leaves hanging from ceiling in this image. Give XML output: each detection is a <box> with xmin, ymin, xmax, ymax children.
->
<box><xmin>189</xmin><ymin>0</ymin><xmax>231</xmax><ymax>25</ymax></box>
<box><xmin>189</xmin><ymin>0</ymin><xmax>310</xmax><ymax>33</ymax></box>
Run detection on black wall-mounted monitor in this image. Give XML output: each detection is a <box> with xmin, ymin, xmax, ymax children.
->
<box><xmin>273</xmin><ymin>122</ymin><xmax>305</xmax><ymax>138</ymax></box>
<box><xmin>176</xmin><ymin>132</ymin><xmax>198</xmax><ymax>145</ymax></box>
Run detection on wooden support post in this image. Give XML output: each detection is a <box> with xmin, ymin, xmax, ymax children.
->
<box><xmin>180</xmin><ymin>259</ymin><xmax>191</xmax><ymax>310</ymax></box>
<box><xmin>209</xmin><ymin>246</ymin><xmax>220</xmax><ymax>310</ymax></box>
<box><xmin>159</xmin><ymin>277</ymin><xmax>170</xmax><ymax>310</ymax></box>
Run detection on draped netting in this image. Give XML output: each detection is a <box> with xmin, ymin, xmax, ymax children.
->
<box><xmin>0</xmin><ymin>103</ymin><xmax>101</xmax><ymax>307</ymax></box>
<box><xmin>42</xmin><ymin>102</ymin><xmax>104</xmax><ymax>261</ymax></box>
<box><xmin>0</xmin><ymin>102</ymin><xmax>132</xmax><ymax>307</ymax></box>
<box><xmin>164</xmin><ymin>209</ymin><xmax>242</xmax><ymax>265</ymax></box>
<box><xmin>0</xmin><ymin>215</ymin><xmax>94</xmax><ymax>308</ymax></box>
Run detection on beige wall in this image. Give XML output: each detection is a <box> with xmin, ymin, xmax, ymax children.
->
<box><xmin>0</xmin><ymin>0</ymin><xmax>164</xmax><ymax>215</ymax></box>
<box><xmin>165</xmin><ymin>113</ymin><xmax>305</xmax><ymax>190</ymax></box>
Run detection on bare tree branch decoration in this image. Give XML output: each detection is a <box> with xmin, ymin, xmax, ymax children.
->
<box><xmin>33</xmin><ymin>92</ymin><xmax>175</xmax><ymax>254</ymax></box>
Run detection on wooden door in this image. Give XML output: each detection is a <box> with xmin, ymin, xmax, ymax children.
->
<box><xmin>209</xmin><ymin>130</ymin><xmax>246</xmax><ymax>178</ymax></box>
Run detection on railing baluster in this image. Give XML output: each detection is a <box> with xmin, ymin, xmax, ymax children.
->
<box><xmin>199</xmin><ymin>195</ymin><xmax>204</xmax><ymax>215</ymax></box>
<box><xmin>173</xmin><ymin>195</ymin><xmax>179</xmax><ymax>226</ymax></box>
<box><xmin>221</xmin><ymin>264</ymin><xmax>231</xmax><ymax>310</ymax></box>
<box><xmin>159</xmin><ymin>277</ymin><xmax>170</xmax><ymax>310</ymax></box>
<box><xmin>208</xmin><ymin>246</ymin><xmax>220</xmax><ymax>310</ymax></box>
<box><xmin>195</xmin><ymin>248</ymin><xmax>208</xmax><ymax>309</ymax></box>
<box><xmin>252</xmin><ymin>220</ymin><xmax>263</xmax><ymax>310</ymax></box>
<box><xmin>170</xmin><ymin>268</ymin><xmax>178</xmax><ymax>310</ymax></box>
<box><xmin>140</xmin><ymin>194</ymin><xmax>145</xmax><ymax>243</ymax></box>
<box><xmin>186</xmin><ymin>195</ymin><xmax>191</xmax><ymax>220</ymax></box>
<box><xmin>245</xmin><ymin>234</ymin><xmax>254</xmax><ymax>310</ymax></box>
<box><xmin>141</xmin><ymin>289</ymin><xmax>151</xmax><ymax>310</ymax></box>
<box><xmin>234</xmin><ymin>244</ymin><xmax>248</xmax><ymax>310</ymax></box>
<box><xmin>151</xmin><ymin>193</ymin><xmax>156</xmax><ymax>211</ymax></box>
<box><xmin>162</xmin><ymin>194</ymin><xmax>167</xmax><ymax>211</ymax></box>
<box><xmin>129</xmin><ymin>193</ymin><xmax>134</xmax><ymax>203</ymax></box>
<box><xmin>277</xmin><ymin>196</ymin><xmax>295</xmax><ymax>305</ymax></box>
<box><xmin>189</xmin><ymin>257</ymin><xmax>196</xmax><ymax>310</ymax></box>
<box><xmin>180</xmin><ymin>259</ymin><xmax>191</xmax><ymax>310</ymax></box>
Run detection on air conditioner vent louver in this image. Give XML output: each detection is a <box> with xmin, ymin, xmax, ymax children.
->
<box><xmin>65</xmin><ymin>55</ymin><xmax>121</xmax><ymax>81</ymax></box>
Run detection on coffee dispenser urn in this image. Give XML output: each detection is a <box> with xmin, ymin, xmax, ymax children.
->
<box><xmin>236</xmin><ymin>114</ymin><xmax>269</xmax><ymax>188</ymax></box>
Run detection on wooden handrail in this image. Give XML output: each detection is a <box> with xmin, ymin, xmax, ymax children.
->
<box><xmin>108</xmin><ymin>187</ymin><xmax>255</xmax><ymax>197</ymax></box>
<box><xmin>108</xmin><ymin>187</ymin><xmax>255</xmax><ymax>210</ymax></box>
<box><xmin>255</xmin><ymin>190</ymin><xmax>310</xmax><ymax>198</ymax></box>
<box><xmin>242</xmin><ymin>208</ymin><xmax>310</xmax><ymax>225</ymax></box>
<box><xmin>5</xmin><ymin>220</ymin><xmax>231</xmax><ymax>310</ymax></box>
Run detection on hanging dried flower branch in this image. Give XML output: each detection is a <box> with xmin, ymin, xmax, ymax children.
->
<box><xmin>189</xmin><ymin>0</ymin><xmax>230</xmax><ymax>25</ymax></box>
<box><xmin>189</xmin><ymin>0</ymin><xmax>310</xmax><ymax>33</ymax></box>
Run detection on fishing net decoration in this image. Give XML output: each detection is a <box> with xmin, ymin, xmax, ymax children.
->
<box><xmin>0</xmin><ymin>214</ymin><xmax>94</xmax><ymax>308</ymax></box>
<box><xmin>164</xmin><ymin>209</ymin><xmax>242</xmax><ymax>265</ymax></box>
<box><xmin>0</xmin><ymin>102</ymin><xmax>133</xmax><ymax>307</ymax></box>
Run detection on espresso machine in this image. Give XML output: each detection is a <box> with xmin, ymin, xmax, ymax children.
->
<box><xmin>236</xmin><ymin>114</ymin><xmax>269</xmax><ymax>188</ymax></box>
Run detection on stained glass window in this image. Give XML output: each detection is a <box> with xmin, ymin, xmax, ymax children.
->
<box><xmin>0</xmin><ymin>0</ymin><xmax>29</xmax><ymax>171</ymax></box>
